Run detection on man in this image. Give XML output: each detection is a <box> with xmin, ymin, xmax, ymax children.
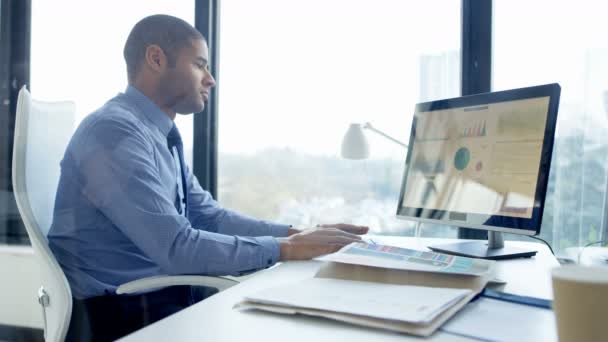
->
<box><xmin>48</xmin><ymin>14</ymin><xmax>368</xmax><ymax>341</ymax></box>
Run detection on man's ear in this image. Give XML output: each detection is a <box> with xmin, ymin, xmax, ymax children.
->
<box><xmin>144</xmin><ymin>44</ymin><xmax>167</xmax><ymax>73</ymax></box>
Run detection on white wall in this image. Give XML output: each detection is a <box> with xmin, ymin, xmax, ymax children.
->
<box><xmin>0</xmin><ymin>246</ymin><xmax>43</xmax><ymax>328</ymax></box>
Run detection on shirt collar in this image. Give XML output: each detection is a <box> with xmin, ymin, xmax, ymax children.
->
<box><xmin>124</xmin><ymin>85</ymin><xmax>173</xmax><ymax>137</ymax></box>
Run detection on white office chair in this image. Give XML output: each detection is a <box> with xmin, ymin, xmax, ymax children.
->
<box><xmin>12</xmin><ymin>86</ymin><xmax>238</xmax><ymax>342</ymax></box>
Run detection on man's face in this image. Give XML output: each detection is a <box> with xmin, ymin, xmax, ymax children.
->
<box><xmin>159</xmin><ymin>38</ymin><xmax>216</xmax><ymax>115</ymax></box>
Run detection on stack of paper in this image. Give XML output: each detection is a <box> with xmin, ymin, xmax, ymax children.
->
<box><xmin>235</xmin><ymin>242</ymin><xmax>495</xmax><ymax>336</ymax></box>
<box><xmin>241</xmin><ymin>278</ymin><xmax>471</xmax><ymax>324</ymax></box>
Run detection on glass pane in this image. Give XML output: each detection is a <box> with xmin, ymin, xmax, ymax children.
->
<box><xmin>218</xmin><ymin>0</ymin><xmax>461</xmax><ymax>237</ymax></box>
<box><xmin>494</xmin><ymin>0</ymin><xmax>608</xmax><ymax>256</ymax></box>
<box><xmin>30</xmin><ymin>0</ymin><xmax>195</xmax><ymax>166</ymax></box>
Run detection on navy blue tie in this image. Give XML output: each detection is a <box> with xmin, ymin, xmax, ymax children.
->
<box><xmin>167</xmin><ymin>123</ymin><xmax>188</xmax><ymax>216</ymax></box>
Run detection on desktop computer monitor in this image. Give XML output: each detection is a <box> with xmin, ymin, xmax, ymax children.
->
<box><xmin>396</xmin><ymin>83</ymin><xmax>561</xmax><ymax>260</ymax></box>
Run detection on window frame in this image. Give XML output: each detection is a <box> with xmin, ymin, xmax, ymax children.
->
<box><xmin>0</xmin><ymin>0</ymin><xmax>30</xmax><ymax>245</ymax></box>
<box><xmin>458</xmin><ymin>0</ymin><xmax>492</xmax><ymax>240</ymax></box>
<box><xmin>193</xmin><ymin>0</ymin><xmax>221</xmax><ymax>198</ymax></box>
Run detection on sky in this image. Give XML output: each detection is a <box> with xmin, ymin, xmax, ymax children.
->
<box><xmin>29</xmin><ymin>0</ymin><xmax>608</xmax><ymax>158</ymax></box>
<box><xmin>29</xmin><ymin>0</ymin><xmax>459</xmax><ymax>161</ymax></box>
<box><xmin>217</xmin><ymin>0</ymin><xmax>460</xmax><ymax>156</ymax></box>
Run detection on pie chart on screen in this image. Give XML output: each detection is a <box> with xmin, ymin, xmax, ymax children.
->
<box><xmin>454</xmin><ymin>147</ymin><xmax>470</xmax><ymax>171</ymax></box>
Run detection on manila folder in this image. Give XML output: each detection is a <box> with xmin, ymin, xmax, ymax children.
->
<box><xmin>237</xmin><ymin>262</ymin><xmax>491</xmax><ymax>336</ymax></box>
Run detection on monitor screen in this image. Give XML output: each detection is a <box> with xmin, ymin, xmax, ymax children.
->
<box><xmin>396</xmin><ymin>84</ymin><xmax>561</xmax><ymax>236</ymax></box>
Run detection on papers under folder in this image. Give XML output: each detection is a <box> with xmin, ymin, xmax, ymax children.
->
<box><xmin>235</xmin><ymin>243</ymin><xmax>495</xmax><ymax>336</ymax></box>
<box><xmin>241</xmin><ymin>278</ymin><xmax>471</xmax><ymax>324</ymax></box>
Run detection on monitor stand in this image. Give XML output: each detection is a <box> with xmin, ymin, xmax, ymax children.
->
<box><xmin>428</xmin><ymin>231</ymin><xmax>537</xmax><ymax>260</ymax></box>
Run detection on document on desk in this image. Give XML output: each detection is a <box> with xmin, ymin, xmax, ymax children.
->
<box><xmin>440</xmin><ymin>297</ymin><xmax>557</xmax><ymax>341</ymax></box>
<box><xmin>241</xmin><ymin>278</ymin><xmax>471</xmax><ymax>324</ymax></box>
<box><xmin>317</xmin><ymin>242</ymin><xmax>494</xmax><ymax>276</ymax></box>
<box><xmin>237</xmin><ymin>244</ymin><xmax>493</xmax><ymax>336</ymax></box>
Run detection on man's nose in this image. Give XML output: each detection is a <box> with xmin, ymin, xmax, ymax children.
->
<box><xmin>204</xmin><ymin>73</ymin><xmax>216</xmax><ymax>88</ymax></box>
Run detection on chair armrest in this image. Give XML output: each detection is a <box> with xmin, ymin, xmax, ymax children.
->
<box><xmin>116</xmin><ymin>275</ymin><xmax>239</xmax><ymax>295</ymax></box>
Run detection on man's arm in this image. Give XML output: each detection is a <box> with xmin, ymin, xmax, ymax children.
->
<box><xmin>79</xmin><ymin>118</ymin><xmax>281</xmax><ymax>275</ymax></box>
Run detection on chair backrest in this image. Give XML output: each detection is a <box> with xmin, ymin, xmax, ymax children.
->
<box><xmin>12</xmin><ymin>86</ymin><xmax>76</xmax><ymax>342</ymax></box>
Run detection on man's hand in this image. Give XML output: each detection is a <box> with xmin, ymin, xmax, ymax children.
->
<box><xmin>287</xmin><ymin>223</ymin><xmax>369</xmax><ymax>236</ymax></box>
<box><xmin>316</xmin><ymin>223</ymin><xmax>369</xmax><ymax>235</ymax></box>
<box><xmin>278</xmin><ymin>228</ymin><xmax>363</xmax><ymax>261</ymax></box>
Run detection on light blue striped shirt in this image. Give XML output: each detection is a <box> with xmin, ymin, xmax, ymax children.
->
<box><xmin>48</xmin><ymin>86</ymin><xmax>288</xmax><ymax>299</ymax></box>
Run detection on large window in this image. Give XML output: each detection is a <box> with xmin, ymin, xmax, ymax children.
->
<box><xmin>218</xmin><ymin>0</ymin><xmax>461</xmax><ymax>236</ymax></box>
<box><xmin>494</xmin><ymin>0</ymin><xmax>608</xmax><ymax>255</ymax></box>
<box><xmin>30</xmin><ymin>0</ymin><xmax>195</xmax><ymax>165</ymax></box>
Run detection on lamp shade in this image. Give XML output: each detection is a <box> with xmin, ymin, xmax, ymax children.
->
<box><xmin>341</xmin><ymin>123</ymin><xmax>369</xmax><ymax>159</ymax></box>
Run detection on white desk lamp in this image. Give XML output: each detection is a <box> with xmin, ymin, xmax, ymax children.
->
<box><xmin>340</xmin><ymin>122</ymin><xmax>407</xmax><ymax>159</ymax></box>
<box><xmin>340</xmin><ymin>122</ymin><xmax>417</xmax><ymax>234</ymax></box>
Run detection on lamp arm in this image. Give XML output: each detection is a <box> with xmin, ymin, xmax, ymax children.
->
<box><xmin>363</xmin><ymin>122</ymin><xmax>408</xmax><ymax>148</ymax></box>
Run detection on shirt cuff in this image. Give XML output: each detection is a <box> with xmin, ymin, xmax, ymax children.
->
<box><xmin>256</xmin><ymin>236</ymin><xmax>281</xmax><ymax>268</ymax></box>
<box><xmin>269</xmin><ymin>223</ymin><xmax>290</xmax><ymax>237</ymax></box>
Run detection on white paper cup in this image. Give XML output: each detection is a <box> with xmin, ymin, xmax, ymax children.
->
<box><xmin>551</xmin><ymin>265</ymin><xmax>608</xmax><ymax>342</ymax></box>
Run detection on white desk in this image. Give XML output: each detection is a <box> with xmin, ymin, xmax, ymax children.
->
<box><xmin>119</xmin><ymin>237</ymin><xmax>559</xmax><ymax>342</ymax></box>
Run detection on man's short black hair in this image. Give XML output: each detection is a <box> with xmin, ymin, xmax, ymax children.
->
<box><xmin>124</xmin><ymin>14</ymin><xmax>204</xmax><ymax>82</ymax></box>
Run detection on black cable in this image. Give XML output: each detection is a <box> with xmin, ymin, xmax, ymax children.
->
<box><xmin>577</xmin><ymin>240</ymin><xmax>608</xmax><ymax>264</ymax></box>
<box><xmin>582</xmin><ymin>240</ymin><xmax>607</xmax><ymax>249</ymax></box>
<box><xmin>527</xmin><ymin>235</ymin><xmax>555</xmax><ymax>256</ymax></box>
